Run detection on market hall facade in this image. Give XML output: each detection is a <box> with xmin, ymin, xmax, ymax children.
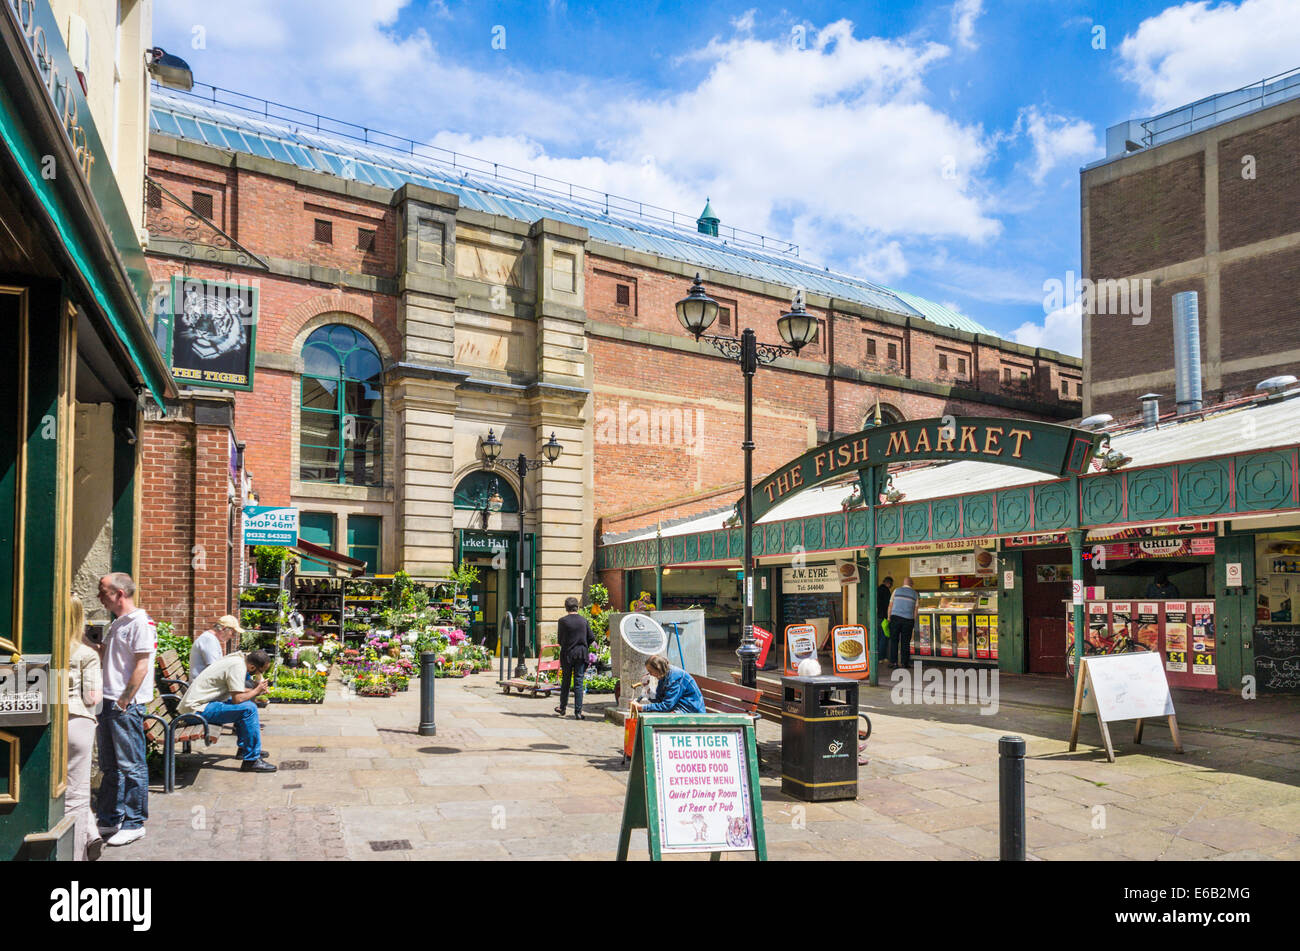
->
<box><xmin>136</xmin><ymin>85</ymin><xmax>1083</xmax><ymax>647</ymax></box>
<box><xmin>598</xmin><ymin>392</ymin><xmax>1300</xmax><ymax>694</ymax></box>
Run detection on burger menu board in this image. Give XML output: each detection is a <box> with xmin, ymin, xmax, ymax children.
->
<box><xmin>1135</xmin><ymin>603</ymin><xmax>1160</xmax><ymax>651</ymax></box>
<box><xmin>974</xmin><ymin>615</ymin><xmax>990</xmax><ymax>659</ymax></box>
<box><xmin>916</xmin><ymin>614</ymin><xmax>933</xmax><ymax>656</ymax></box>
<box><xmin>1191</xmin><ymin>602</ymin><xmax>1216</xmax><ymax>676</ymax></box>
<box><xmin>831</xmin><ymin>625</ymin><xmax>869</xmax><ymax>679</ymax></box>
<box><xmin>954</xmin><ymin>614</ymin><xmax>971</xmax><ymax>658</ymax></box>
<box><xmin>1164</xmin><ymin>602</ymin><xmax>1189</xmax><ymax>673</ymax></box>
<box><xmin>938</xmin><ymin>615</ymin><xmax>954</xmax><ymax>657</ymax></box>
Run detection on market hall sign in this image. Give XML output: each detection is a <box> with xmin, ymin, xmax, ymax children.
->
<box><xmin>750</xmin><ymin>417</ymin><xmax>1102</xmax><ymax>521</ymax></box>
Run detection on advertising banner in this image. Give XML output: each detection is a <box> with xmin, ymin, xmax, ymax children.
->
<box><xmin>1135</xmin><ymin>602</ymin><xmax>1160</xmax><ymax>651</ymax></box>
<box><xmin>1191</xmin><ymin>602</ymin><xmax>1216</xmax><ymax>677</ymax></box>
<box><xmin>1164</xmin><ymin>602</ymin><xmax>1189</xmax><ymax>673</ymax></box>
<box><xmin>917</xmin><ymin>614</ymin><xmax>933</xmax><ymax>656</ymax></box>
<box><xmin>989</xmin><ymin>615</ymin><xmax>999</xmax><ymax>659</ymax></box>
<box><xmin>974</xmin><ymin>615</ymin><xmax>990</xmax><ymax>659</ymax></box>
<box><xmin>830</xmin><ymin>625</ymin><xmax>869</xmax><ymax>679</ymax></box>
<box><xmin>753</xmin><ymin>625</ymin><xmax>775</xmax><ymax>669</ymax></box>
<box><xmin>783</xmin><ymin>624</ymin><xmax>818</xmax><ymax>675</ymax></box>
<box><xmin>781</xmin><ymin>565</ymin><xmax>838</xmax><ymax>594</ymax></box>
<box><xmin>954</xmin><ymin>614</ymin><xmax>971</xmax><ymax>658</ymax></box>
<box><xmin>938</xmin><ymin>615</ymin><xmax>954</xmax><ymax>657</ymax></box>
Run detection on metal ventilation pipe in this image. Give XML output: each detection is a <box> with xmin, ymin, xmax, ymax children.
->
<box><xmin>1172</xmin><ymin>291</ymin><xmax>1203</xmax><ymax>413</ymax></box>
<box><xmin>1140</xmin><ymin>393</ymin><xmax>1161</xmax><ymax>429</ymax></box>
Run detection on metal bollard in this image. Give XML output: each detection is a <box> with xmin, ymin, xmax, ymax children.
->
<box><xmin>998</xmin><ymin>735</ymin><xmax>1026</xmax><ymax>861</ymax></box>
<box><xmin>418</xmin><ymin>651</ymin><xmax>437</xmax><ymax>736</ymax></box>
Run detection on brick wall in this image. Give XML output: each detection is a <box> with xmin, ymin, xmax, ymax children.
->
<box><xmin>138</xmin><ymin>408</ymin><xmax>237</xmax><ymax>643</ymax></box>
<box><xmin>1218</xmin><ymin>114</ymin><xmax>1300</xmax><ymax>251</ymax></box>
<box><xmin>1088</xmin><ymin>153</ymin><xmax>1206</xmax><ymax>278</ymax></box>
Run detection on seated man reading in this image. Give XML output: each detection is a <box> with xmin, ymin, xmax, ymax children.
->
<box><xmin>177</xmin><ymin>650</ymin><xmax>277</xmax><ymax>773</ymax></box>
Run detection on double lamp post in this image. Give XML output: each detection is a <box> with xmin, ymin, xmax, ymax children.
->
<box><xmin>481</xmin><ymin>429</ymin><xmax>563</xmax><ymax>676</ymax></box>
<box><xmin>674</xmin><ymin>275</ymin><xmax>819</xmax><ymax>688</ymax></box>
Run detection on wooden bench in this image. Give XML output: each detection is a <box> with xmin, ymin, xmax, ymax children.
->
<box><xmin>728</xmin><ymin>671</ymin><xmax>783</xmax><ymax>723</ymax></box>
<box><xmin>695</xmin><ymin>675</ymin><xmax>762</xmax><ymax>721</ymax></box>
<box><xmin>144</xmin><ymin>650</ymin><xmax>218</xmax><ymax>793</ymax></box>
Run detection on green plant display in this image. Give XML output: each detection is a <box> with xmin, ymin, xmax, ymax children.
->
<box><xmin>153</xmin><ymin>620</ymin><xmax>193</xmax><ymax>675</ymax></box>
<box><xmin>253</xmin><ymin>545</ymin><xmax>295</xmax><ymax>581</ymax></box>
<box><xmin>583</xmin><ymin>673</ymin><xmax>618</xmax><ymax>694</ymax></box>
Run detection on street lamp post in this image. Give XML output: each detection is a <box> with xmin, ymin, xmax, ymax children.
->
<box><xmin>675</xmin><ymin>274</ymin><xmax>818</xmax><ymax>688</ymax></box>
<box><xmin>481</xmin><ymin>429</ymin><xmax>564</xmax><ymax>677</ymax></box>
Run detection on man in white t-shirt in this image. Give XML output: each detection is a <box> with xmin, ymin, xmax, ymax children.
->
<box><xmin>190</xmin><ymin>615</ymin><xmax>244</xmax><ymax>678</ymax></box>
<box><xmin>91</xmin><ymin>572</ymin><xmax>155</xmax><ymax>848</ymax></box>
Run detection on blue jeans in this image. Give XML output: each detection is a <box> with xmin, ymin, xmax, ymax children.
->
<box><xmin>96</xmin><ymin>702</ymin><xmax>149</xmax><ymax>830</ymax></box>
<box><xmin>201</xmin><ymin>700</ymin><xmax>262</xmax><ymax>762</ymax></box>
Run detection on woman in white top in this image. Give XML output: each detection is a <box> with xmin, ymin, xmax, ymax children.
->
<box><xmin>66</xmin><ymin>594</ymin><xmax>103</xmax><ymax>861</ymax></box>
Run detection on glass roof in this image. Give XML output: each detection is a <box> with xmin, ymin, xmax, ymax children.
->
<box><xmin>150</xmin><ymin>91</ymin><xmax>997</xmax><ymax>336</ymax></box>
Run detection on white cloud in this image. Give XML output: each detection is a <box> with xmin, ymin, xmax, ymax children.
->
<box><xmin>1010</xmin><ymin>300</ymin><xmax>1082</xmax><ymax>356</ymax></box>
<box><xmin>1015</xmin><ymin>106</ymin><xmax>1099</xmax><ymax>184</ymax></box>
<box><xmin>1119</xmin><ymin>0</ymin><xmax>1300</xmax><ymax>113</ymax></box>
<box><xmin>854</xmin><ymin>241</ymin><xmax>909</xmax><ymax>284</ymax></box>
<box><xmin>951</xmin><ymin>0</ymin><xmax>984</xmax><ymax>50</ymax></box>
<box><xmin>732</xmin><ymin>9</ymin><xmax>757</xmax><ymax>33</ymax></box>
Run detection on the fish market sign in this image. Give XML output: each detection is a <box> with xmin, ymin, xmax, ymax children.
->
<box><xmin>751</xmin><ymin>417</ymin><xmax>1101</xmax><ymax>520</ymax></box>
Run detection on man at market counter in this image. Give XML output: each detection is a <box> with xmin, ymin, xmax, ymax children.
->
<box><xmin>629</xmin><ymin>654</ymin><xmax>707</xmax><ymax>714</ymax></box>
<box><xmin>178</xmin><ymin>650</ymin><xmax>277</xmax><ymax>772</ymax></box>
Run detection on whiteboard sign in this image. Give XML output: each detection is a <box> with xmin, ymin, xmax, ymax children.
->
<box><xmin>1070</xmin><ymin>652</ymin><xmax>1182</xmax><ymax>762</ymax></box>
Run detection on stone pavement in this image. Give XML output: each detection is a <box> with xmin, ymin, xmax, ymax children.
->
<box><xmin>101</xmin><ymin>666</ymin><xmax>1300</xmax><ymax>861</ymax></box>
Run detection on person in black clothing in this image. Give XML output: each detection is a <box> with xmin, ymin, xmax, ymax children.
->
<box><xmin>876</xmin><ymin>577</ymin><xmax>893</xmax><ymax>664</ymax></box>
<box><xmin>555</xmin><ymin>596</ymin><xmax>595</xmax><ymax>720</ymax></box>
<box><xmin>1144</xmin><ymin>572</ymin><xmax>1180</xmax><ymax>598</ymax></box>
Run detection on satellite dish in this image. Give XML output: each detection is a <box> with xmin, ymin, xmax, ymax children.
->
<box><xmin>619</xmin><ymin>613</ymin><xmax>667</xmax><ymax>657</ymax></box>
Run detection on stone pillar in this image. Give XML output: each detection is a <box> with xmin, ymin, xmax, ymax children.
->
<box><xmin>528</xmin><ymin>217</ymin><xmax>591</xmax><ymax>644</ymax></box>
<box><xmin>390</xmin><ymin>183</ymin><xmax>464</xmax><ymax>578</ymax></box>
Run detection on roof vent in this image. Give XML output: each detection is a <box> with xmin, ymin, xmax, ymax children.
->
<box><xmin>1256</xmin><ymin>374</ymin><xmax>1299</xmax><ymax>401</ymax></box>
<box><xmin>697</xmin><ymin>198</ymin><xmax>719</xmax><ymax>237</ymax></box>
<box><xmin>1139</xmin><ymin>393</ymin><xmax>1161</xmax><ymax>430</ymax></box>
<box><xmin>1079</xmin><ymin>413</ymin><xmax>1113</xmax><ymax>430</ymax></box>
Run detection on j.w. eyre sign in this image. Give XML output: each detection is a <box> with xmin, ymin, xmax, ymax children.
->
<box><xmin>750</xmin><ymin>417</ymin><xmax>1101</xmax><ymax>521</ymax></box>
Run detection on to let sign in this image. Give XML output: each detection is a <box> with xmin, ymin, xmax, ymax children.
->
<box><xmin>242</xmin><ymin>506</ymin><xmax>298</xmax><ymax>547</ymax></box>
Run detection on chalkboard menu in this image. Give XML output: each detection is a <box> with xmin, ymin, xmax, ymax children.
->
<box><xmin>1254</xmin><ymin>626</ymin><xmax>1300</xmax><ymax>693</ymax></box>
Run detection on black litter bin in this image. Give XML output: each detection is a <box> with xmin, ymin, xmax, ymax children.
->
<box><xmin>781</xmin><ymin>674</ymin><xmax>859</xmax><ymax>801</ymax></box>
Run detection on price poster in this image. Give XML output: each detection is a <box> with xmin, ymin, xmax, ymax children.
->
<box><xmin>1087</xmin><ymin>602</ymin><xmax>1110</xmax><ymax>653</ymax></box>
<box><xmin>1164</xmin><ymin>602</ymin><xmax>1188</xmax><ymax>673</ymax></box>
<box><xmin>652</xmin><ymin>727</ymin><xmax>755</xmax><ymax>853</ymax></box>
<box><xmin>989</xmin><ymin>615</ymin><xmax>999</xmax><ymax>659</ymax></box>
<box><xmin>938</xmin><ymin>615</ymin><xmax>954</xmax><ymax>657</ymax></box>
<box><xmin>1191</xmin><ymin>602</ymin><xmax>1216</xmax><ymax>676</ymax></box>
<box><xmin>916</xmin><ymin>614</ymin><xmax>933</xmax><ymax>656</ymax></box>
<box><xmin>1110</xmin><ymin>602</ymin><xmax>1133</xmax><ymax>646</ymax></box>
<box><xmin>784</xmin><ymin>624</ymin><xmax>818</xmax><ymax>675</ymax></box>
<box><xmin>974</xmin><ymin>615</ymin><xmax>990</xmax><ymax>659</ymax></box>
<box><xmin>830</xmin><ymin>625</ymin><xmax>868</xmax><ymax>678</ymax></box>
<box><xmin>1135</xmin><ymin>603</ymin><xmax>1160</xmax><ymax>651</ymax></box>
<box><xmin>954</xmin><ymin>615</ymin><xmax>971</xmax><ymax>658</ymax></box>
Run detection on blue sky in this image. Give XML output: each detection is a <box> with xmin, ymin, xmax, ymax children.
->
<box><xmin>155</xmin><ymin>0</ymin><xmax>1300</xmax><ymax>354</ymax></box>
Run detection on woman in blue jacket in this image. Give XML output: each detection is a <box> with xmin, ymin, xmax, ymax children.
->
<box><xmin>630</xmin><ymin>654</ymin><xmax>706</xmax><ymax>714</ymax></box>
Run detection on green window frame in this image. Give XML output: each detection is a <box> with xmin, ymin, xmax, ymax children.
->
<box><xmin>347</xmin><ymin>515</ymin><xmax>381</xmax><ymax>576</ymax></box>
<box><xmin>300</xmin><ymin>324</ymin><xmax>383</xmax><ymax>486</ymax></box>
<box><xmin>299</xmin><ymin>511</ymin><xmax>337</xmax><ymax>574</ymax></box>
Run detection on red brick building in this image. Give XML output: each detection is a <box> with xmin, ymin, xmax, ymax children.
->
<box><xmin>1084</xmin><ymin>69</ymin><xmax>1300</xmax><ymax>418</ymax></box>
<box><xmin>139</xmin><ymin>87</ymin><xmax>1081</xmax><ymax>638</ymax></box>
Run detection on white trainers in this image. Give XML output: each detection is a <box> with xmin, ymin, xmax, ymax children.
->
<box><xmin>106</xmin><ymin>827</ymin><xmax>146</xmax><ymax>847</ymax></box>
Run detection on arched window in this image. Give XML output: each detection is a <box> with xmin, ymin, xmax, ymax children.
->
<box><xmin>453</xmin><ymin>471</ymin><xmax>519</xmax><ymax>513</ymax></box>
<box><xmin>865</xmin><ymin>404</ymin><xmax>904</xmax><ymax>428</ymax></box>
<box><xmin>300</xmin><ymin>324</ymin><xmax>383</xmax><ymax>486</ymax></box>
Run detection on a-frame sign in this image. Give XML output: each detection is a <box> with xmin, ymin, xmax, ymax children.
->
<box><xmin>616</xmin><ymin>713</ymin><xmax>767</xmax><ymax>861</ymax></box>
